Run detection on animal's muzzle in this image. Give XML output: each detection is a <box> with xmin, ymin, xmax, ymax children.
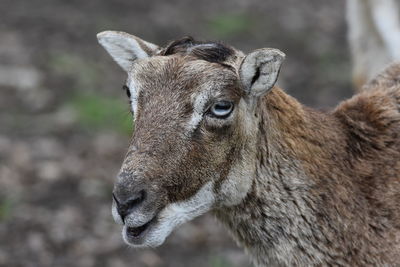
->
<box><xmin>112</xmin><ymin>190</ymin><xmax>146</xmax><ymax>223</ymax></box>
<box><xmin>112</xmin><ymin>171</ymin><xmax>148</xmax><ymax>223</ymax></box>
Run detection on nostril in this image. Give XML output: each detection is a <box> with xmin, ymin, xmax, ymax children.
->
<box><xmin>113</xmin><ymin>190</ymin><xmax>146</xmax><ymax>223</ymax></box>
<box><xmin>125</xmin><ymin>190</ymin><xmax>146</xmax><ymax>208</ymax></box>
<box><xmin>112</xmin><ymin>193</ymin><xmax>120</xmax><ymax>205</ymax></box>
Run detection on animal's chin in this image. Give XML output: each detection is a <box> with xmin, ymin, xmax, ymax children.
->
<box><xmin>122</xmin><ymin>215</ymin><xmax>170</xmax><ymax>248</ymax></box>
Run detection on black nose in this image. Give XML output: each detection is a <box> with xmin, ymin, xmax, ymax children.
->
<box><xmin>112</xmin><ymin>190</ymin><xmax>146</xmax><ymax>223</ymax></box>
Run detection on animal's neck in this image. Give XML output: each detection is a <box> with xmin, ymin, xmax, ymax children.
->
<box><xmin>215</xmin><ymin>88</ymin><xmax>353</xmax><ymax>266</ymax></box>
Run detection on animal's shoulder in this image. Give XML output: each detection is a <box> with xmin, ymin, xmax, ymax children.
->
<box><xmin>365</xmin><ymin>62</ymin><xmax>400</xmax><ymax>90</ymax></box>
<box><xmin>334</xmin><ymin>63</ymin><xmax>400</xmax><ymax>137</ymax></box>
<box><xmin>332</xmin><ymin>65</ymin><xmax>400</xmax><ymax>230</ymax></box>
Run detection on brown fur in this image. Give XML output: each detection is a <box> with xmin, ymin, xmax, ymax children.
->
<box><xmin>98</xmin><ymin>33</ymin><xmax>400</xmax><ymax>266</ymax></box>
<box><xmin>116</xmin><ymin>55</ymin><xmax>243</xmax><ymax>205</ymax></box>
<box><xmin>216</xmin><ymin>64</ymin><xmax>400</xmax><ymax>265</ymax></box>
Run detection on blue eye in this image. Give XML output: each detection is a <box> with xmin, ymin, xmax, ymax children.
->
<box><xmin>209</xmin><ymin>101</ymin><xmax>234</xmax><ymax>118</ymax></box>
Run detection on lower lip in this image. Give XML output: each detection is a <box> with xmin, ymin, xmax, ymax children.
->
<box><xmin>125</xmin><ymin>217</ymin><xmax>156</xmax><ymax>243</ymax></box>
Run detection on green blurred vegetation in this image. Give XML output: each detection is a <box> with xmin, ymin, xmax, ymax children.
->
<box><xmin>48</xmin><ymin>51</ymin><xmax>133</xmax><ymax>135</ymax></box>
<box><xmin>208</xmin><ymin>13</ymin><xmax>253</xmax><ymax>38</ymax></box>
<box><xmin>70</xmin><ymin>92</ymin><xmax>133</xmax><ymax>135</ymax></box>
<box><xmin>48</xmin><ymin>51</ymin><xmax>102</xmax><ymax>90</ymax></box>
<box><xmin>0</xmin><ymin>198</ymin><xmax>13</xmax><ymax>221</ymax></box>
<box><xmin>317</xmin><ymin>50</ymin><xmax>351</xmax><ymax>83</ymax></box>
<box><xmin>209</xmin><ymin>255</ymin><xmax>236</xmax><ymax>267</ymax></box>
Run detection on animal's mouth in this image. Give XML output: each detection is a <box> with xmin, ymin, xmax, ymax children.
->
<box><xmin>124</xmin><ymin>215</ymin><xmax>157</xmax><ymax>244</ymax></box>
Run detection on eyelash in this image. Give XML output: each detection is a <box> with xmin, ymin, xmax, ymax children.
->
<box><xmin>122</xmin><ymin>85</ymin><xmax>131</xmax><ymax>98</ymax></box>
<box><xmin>122</xmin><ymin>85</ymin><xmax>134</xmax><ymax>115</ymax></box>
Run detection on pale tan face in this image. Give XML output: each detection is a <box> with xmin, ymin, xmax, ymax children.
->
<box><xmin>115</xmin><ymin>56</ymin><xmax>254</xmax><ymax>247</ymax></box>
<box><xmin>97</xmin><ymin>31</ymin><xmax>285</xmax><ymax>247</ymax></box>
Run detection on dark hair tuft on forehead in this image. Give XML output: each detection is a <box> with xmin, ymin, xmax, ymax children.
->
<box><xmin>160</xmin><ymin>36</ymin><xmax>235</xmax><ymax>63</ymax></box>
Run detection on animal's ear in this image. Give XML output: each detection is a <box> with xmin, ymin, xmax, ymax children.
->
<box><xmin>97</xmin><ymin>31</ymin><xmax>159</xmax><ymax>72</ymax></box>
<box><xmin>239</xmin><ymin>48</ymin><xmax>285</xmax><ymax>97</ymax></box>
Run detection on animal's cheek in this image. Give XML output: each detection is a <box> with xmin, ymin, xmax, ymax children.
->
<box><xmin>203</xmin><ymin>123</ymin><xmax>232</xmax><ymax>137</ymax></box>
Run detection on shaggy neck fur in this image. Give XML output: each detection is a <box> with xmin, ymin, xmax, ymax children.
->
<box><xmin>215</xmin><ymin>87</ymin><xmax>400</xmax><ymax>266</ymax></box>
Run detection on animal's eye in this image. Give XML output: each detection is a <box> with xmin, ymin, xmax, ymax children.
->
<box><xmin>122</xmin><ymin>85</ymin><xmax>131</xmax><ymax>98</ymax></box>
<box><xmin>208</xmin><ymin>101</ymin><xmax>234</xmax><ymax>118</ymax></box>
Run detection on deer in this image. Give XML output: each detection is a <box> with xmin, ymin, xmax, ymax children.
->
<box><xmin>97</xmin><ymin>31</ymin><xmax>400</xmax><ymax>266</ymax></box>
<box><xmin>347</xmin><ymin>0</ymin><xmax>400</xmax><ymax>91</ymax></box>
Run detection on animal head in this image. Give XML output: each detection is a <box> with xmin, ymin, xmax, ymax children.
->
<box><xmin>97</xmin><ymin>31</ymin><xmax>285</xmax><ymax>247</ymax></box>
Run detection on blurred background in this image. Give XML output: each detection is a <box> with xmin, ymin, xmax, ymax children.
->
<box><xmin>0</xmin><ymin>0</ymin><xmax>352</xmax><ymax>266</ymax></box>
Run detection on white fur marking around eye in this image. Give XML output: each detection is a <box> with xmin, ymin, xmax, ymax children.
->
<box><xmin>128</xmin><ymin>79</ymin><xmax>139</xmax><ymax>118</ymax></box>
<box><xmin>186</xmin><ymin>90</ymin><xmax>210</xmax><ymax>132</ymax></box>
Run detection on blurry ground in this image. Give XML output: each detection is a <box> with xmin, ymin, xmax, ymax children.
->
<box><xmin>0</xmin><ymin>0</ymin><xmax>352</xmax><ymax>266</ymax></box>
